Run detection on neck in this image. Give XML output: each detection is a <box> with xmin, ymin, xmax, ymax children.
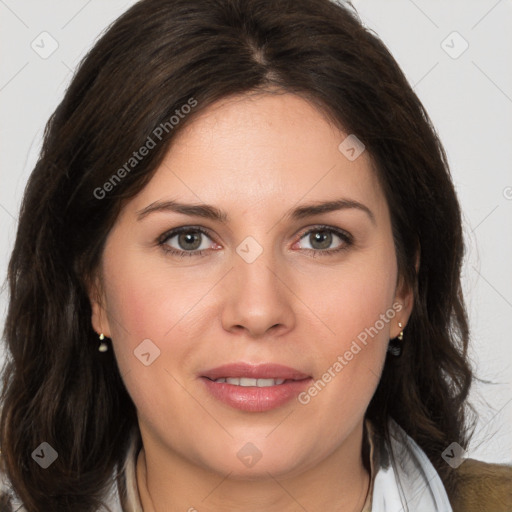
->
<box><xmin>136</xmin><ymin>422</ymin><xmax>371</xmax><ymax>512</ymax></box>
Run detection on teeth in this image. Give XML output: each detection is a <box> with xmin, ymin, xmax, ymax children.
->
<box><xmin>214</xmin><ymin>377</ymin><xmax>286</xmax><ymax>387</ymax></box>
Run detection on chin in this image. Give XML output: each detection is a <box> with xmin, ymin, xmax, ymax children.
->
<box><xmin>212</xmin><ymin>458</ymin><xmax>302</xmax><ymax>481</ymax></box>
<box><xmin>196</xmin><ymin>440</ymin><xmax>315</xmax><ymax>481</ymax></box>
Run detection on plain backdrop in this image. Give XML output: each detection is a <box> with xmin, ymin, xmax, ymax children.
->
<box><xmin>0</xmin><ymin>0</ymin><xmax>511</xmax><ymax>464</ymax></box>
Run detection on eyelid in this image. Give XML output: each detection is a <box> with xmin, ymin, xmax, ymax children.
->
<box><xmin>296</xmin><ymin>224</ymin><xmax>352</xmax><ymax>243</ymax></box>
<box><xmin>157</xmin><ymin>225</ymin><xmax>215</xmax><ymax>245</ymax></box>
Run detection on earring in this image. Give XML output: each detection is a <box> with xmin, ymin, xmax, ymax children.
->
<box><xmin>388</xmin><ymin>322</ymin><xmax>404</xmax><ymax>357</ymax></box>
<box><xmin>98</xmin><ymin>333</ymin><xmax>109</xmax><ymax>352</ymax></box>
<box><xmin>397</xmin><ymin>322</ymin><xmax>404</xmax><ymax>341</ymax></box>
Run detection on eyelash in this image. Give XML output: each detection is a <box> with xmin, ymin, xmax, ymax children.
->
<box><xmin>157</xmin><ymin>225</ymin><xmax>353</xmax><ymax>258</ymax></box>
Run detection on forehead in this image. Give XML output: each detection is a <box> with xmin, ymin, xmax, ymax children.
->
<box><xmin>128</xmin><ymin>92</ymin><xmax>387</xmax><ymax>222</ymax></box>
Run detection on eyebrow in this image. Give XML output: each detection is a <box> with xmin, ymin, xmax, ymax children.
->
<box><xmin>136</xmin><ymin>198</ymin><xmax>375</xmax><ymax>225</ymax></box>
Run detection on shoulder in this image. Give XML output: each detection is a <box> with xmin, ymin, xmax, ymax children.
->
<box><xmin>449</xmin><ymin>458</ymin><xmax>512</xmax><ymax>512</ymax></box>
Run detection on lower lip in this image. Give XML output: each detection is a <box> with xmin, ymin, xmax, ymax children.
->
<box><xmin>201</xmin><ymin>377</ymin><xmax>312</xmax><ymax>412</ymax></box>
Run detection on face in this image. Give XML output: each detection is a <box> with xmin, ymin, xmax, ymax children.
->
<box><xmin>91</xmin><ymin>92</ymin><xmax>412</xmax><ymax>479</ymax></box>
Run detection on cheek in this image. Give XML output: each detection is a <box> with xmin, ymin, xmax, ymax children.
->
<box><xmin>304</xmin><ymin>243</ymin><xmax>397</xmax><ymax>350</ymax></box>
<box><xmin>100</xmin><ymin>246</ymin><xmax>212</xmax><ymax>396</ymax></box>
<box><xmin>100</xmin><ymin>255</ymin><xmax>205</xmax><ymax>434</ymax></box>
<box><xmin>295</xmin><ymin>244</ymin><xmax>398</xmax><ymax>419</ymax></box>
<box><xmin>102</xmin><ymin>246</ymin><xmax>209</xmax><ymax>340</ymax></box>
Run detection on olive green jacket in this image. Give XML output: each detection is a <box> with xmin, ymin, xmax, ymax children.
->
<box><xmin>448</xmin><ymin>458</ymin><xmax>512</xmax><ymax>512</ymax></box>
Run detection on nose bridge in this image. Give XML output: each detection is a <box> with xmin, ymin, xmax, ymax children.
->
<box><xmin>221</xmin><ymin>235</ymin><xmax>295</xmax><ymax>337</ymax></box>
<box><xmin>237</xmin><ymin>229</ymin><xmax>289</xmax><ymax>286</ymax></box>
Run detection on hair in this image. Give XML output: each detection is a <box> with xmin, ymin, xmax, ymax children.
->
<box><xmin>1</xmin><ymin>0</ymin><xmax>474</xmax><ymax>510</ymax></box>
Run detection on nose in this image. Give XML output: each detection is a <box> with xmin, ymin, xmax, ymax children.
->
<box><xmin>220</xmin><ymin>248</ymin><xmax>296</xmax><ymax>339</ymax></box>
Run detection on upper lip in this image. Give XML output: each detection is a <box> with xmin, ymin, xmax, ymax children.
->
<box><xmin>201</xmin><ymin>363</ymin><xmax>310</xmax><ymax>381</ymax></box>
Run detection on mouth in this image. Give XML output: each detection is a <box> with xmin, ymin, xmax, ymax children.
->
<box><xmin>206</xmin><ymin>377</ymin><xmax>289</xmax><ymax>386</ymax></box>
<box><xmin>200</xmin><ymin>363</ymin><xmax>312</xmax><ymax>412</ymax></box>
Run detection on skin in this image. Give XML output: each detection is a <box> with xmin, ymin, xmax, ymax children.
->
<box><xmin>91</xmin><ymin>92</ymin><xmax>413</xmax><ymax>512</ymax></box>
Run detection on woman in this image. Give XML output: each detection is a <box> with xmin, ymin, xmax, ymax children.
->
<box><xmin>1</xmin><ymin>0</ymin><xmax>510</xmax><ymax>510</ymax></box>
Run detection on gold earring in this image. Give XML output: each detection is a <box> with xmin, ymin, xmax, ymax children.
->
<box><xmin>98</xmin><ymin>333</ymin><xmax>108</xmax><ymax>352</ymax></box>
<box><xmin>397</xmin><ymin>322</ymin><xmax>404</xmax><ymax>341</ymax></box>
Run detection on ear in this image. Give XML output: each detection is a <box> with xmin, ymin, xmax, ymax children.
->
<box><xmin>87</xmin><ymin>275</ymin><xmax>112</xmax><ymax>338</ymax></box>
<box><xmin>390</xmin><ymin>250</ymin><xmax>419</xmax><ymax>338</ymax></box>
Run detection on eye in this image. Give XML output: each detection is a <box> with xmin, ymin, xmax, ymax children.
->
<box><xmin>295</xmin><ymin>226</ymin><xmax>352</xmax><ymax>255</ymax></box>
<box><xmin>158</xmin><ymin>227</ymin><xmax>217</xmax><ymax>257</ymax></box>
<box><xmin>157</xmin><ymin>225</ymin><xmax>352</xmax><ymax>258</ymax></box>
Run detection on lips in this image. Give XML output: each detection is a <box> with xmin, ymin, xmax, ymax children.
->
<box><xmin>200</xmin><ymin>363</ymin><xmax>312</xmax><ymax>412</ymax></box>
<box><xmin>201</xmin><ymin>362</ymin><xmax>310</xmax><ymax>381</ymax></box>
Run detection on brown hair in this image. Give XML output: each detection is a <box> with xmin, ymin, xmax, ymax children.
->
<box><xmin>1</xmin><ymin>0</ymin><xmax>473</xmax><ymax>510</ymax></box>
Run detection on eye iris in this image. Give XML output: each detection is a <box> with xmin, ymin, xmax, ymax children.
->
<box><xmin>178</xmin><ymin>231</ymin><xmax>202</xmax><ymax>250</ymax></box>
<box><xmin>310</xmin><ymin>230</ymin><xmax>332</xmax><ymax>250</ymax></box>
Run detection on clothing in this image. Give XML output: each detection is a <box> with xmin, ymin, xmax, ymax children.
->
<box><xmin>1</xmin><ymin>419</ymin><xmax>511</xmax><ymax>511</ymax></box>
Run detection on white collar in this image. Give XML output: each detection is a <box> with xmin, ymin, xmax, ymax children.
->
<box><xmin>370</xmin><ymin>419</ymin><xmax>453</xmax><ymax>512</ymax></box>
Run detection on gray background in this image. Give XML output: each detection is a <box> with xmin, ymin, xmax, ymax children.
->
<box><xmin>1</xmin><ymin>0</ymin><xmax>511</xmax><ymax>463</ymax></box>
